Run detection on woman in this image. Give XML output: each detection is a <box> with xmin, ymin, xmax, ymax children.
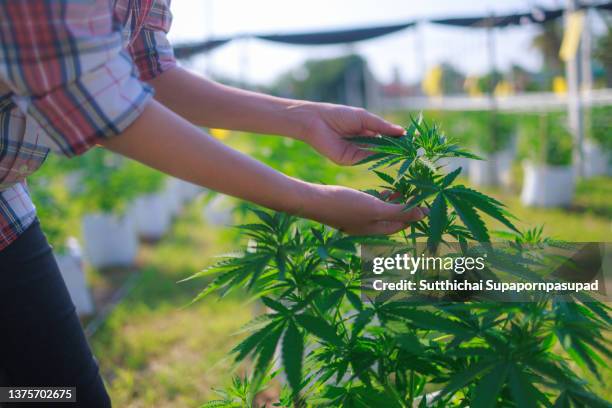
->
<box><xmin>0</xmin><ymin>1</ymin><xmax>427</xmax><ymax>406</ymax></box>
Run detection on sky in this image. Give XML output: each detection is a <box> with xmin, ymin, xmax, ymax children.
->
<box><xmin>167</xmin><ymin>0</ymin><xmax>587</xmax><ymax>86</ymax></box>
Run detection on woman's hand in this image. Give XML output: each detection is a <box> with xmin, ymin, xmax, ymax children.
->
<box><xmin>150</xmin><ymin>69</ymin><xmax>404</xmax><ymax>166</ymax></box>
<box><xmin>294</xmin><ymin>102</ymin><xmax>405</xmax><ymax>165</ymax></box>
<box><xmin>102</xmin><ymin>101</ymin><xmax>426</xmax><ymax>237</ymax></box>
<box><xmin>296</xmin><ymin>182</ymin><xmax>428</xmax><ymax>235</ymax></box>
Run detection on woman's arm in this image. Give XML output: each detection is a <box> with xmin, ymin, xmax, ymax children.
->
<box><xmin>149</xmin><ymin>67</ymin><xmax>406</xmax><ymax>165</ymax></box>
<box><xmin>149</xmin><ymin>67</ymin><xmax>308</xmax><ymax>137</ymax></box>
<box><xmin>99</xmin><ymin>100</ymin><xmax>427</xmax><ymax>235</ymax></box>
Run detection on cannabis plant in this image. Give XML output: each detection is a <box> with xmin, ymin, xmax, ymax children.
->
<box><xmin>194</xmin><ymin>116</ymin><xmax>611</xmax><ymax>407</ymax></box>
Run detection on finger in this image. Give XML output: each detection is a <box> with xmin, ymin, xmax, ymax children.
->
<box><xmin>379</xmin><ymin>203</ymin><xmax>429</xmax><ymax>223</ymax></box>
<box><xmin>386</xmin><ymin>191</ymin><xmax>402</xmax><ymax>202</ymax></box>
<box><xmin>359</xmin><ymin>130</ymin><xmax>378</xmax><ymax>137</ymax></box>
<box><xmin>343</xmin><ymin>145</ymin><xmax>372</xmax><ymax>165</ymax></box>
<box><xmin>367</xmin><ymin>220</ymin><xmax>407</xmax><ymax>235</ymax></box>
<box><xmin>361</xmin><ymin>111</ymin><xmax>405</xmax><ymax>136</ymax></box>
<box><xmin>380</xmin><ymin>190</ymin><xmax>402</xmax><ymax>202</ymax></box>
<box><xmin>342</xmin><ymin>129</ymin><xmax>377</xmax><ymax>140</ymax></box>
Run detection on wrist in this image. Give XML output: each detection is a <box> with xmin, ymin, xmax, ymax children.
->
<box><xmin>283</xmin><ymin>178</ymin><xmax>324</xmax><ymax>219</ymax></box>
<box><xmin>284</xmin><ymin>101</ymin><xmax>321</xmax><ymax>142</ymax></box>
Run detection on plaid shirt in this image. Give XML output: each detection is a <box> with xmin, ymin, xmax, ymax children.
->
<box><xmin>0</xmin><ymin>0</ymin><xmax>176</xmax><ymax>251</ymax></box>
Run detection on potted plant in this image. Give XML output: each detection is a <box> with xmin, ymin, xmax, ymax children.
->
<box><xmin>126</xmin><ymin>161</ymin><xmax>171</xmax><ymax>241</ymax></box>
<box><xmin>584</xmin><ymin>106</ymin><xmax>611</xmax><ymax>178</ymax></box>
<box><xmin>467</xmin><ymin>111</ymin><xmax>516</xmax><ymax>187</ymax></box>
<box><xmin>75</xmin><ymin>149</ymin><xmax>140</xmax><ymax>269</ymax></box>
<box><xmin>519</xmin><ymin>113</ymin><xmax>575</xmax><ymax>207</ymax></box>
<box><xmin>203</xmin><ymin>193</ymin><xmax>235</xmax><ymax>226</ymax></box>
<box><xmin>194</xmin><ymin>117</ymin><xmax>609</xmax><ymax>407</ymax></box>
<box><xmin>164</xmin><ymin>177</ymin><xmax>203</xmax><ymax>214</ymax></box>
<box><xmin>179</xmin><ymin>179</ymin><xmax>204</xmax><ymax>202</ymax></box>
<box><xmin>28</xmin><ymin>162</ymin><xmax>95</xmax><ymax>316</ymax></box>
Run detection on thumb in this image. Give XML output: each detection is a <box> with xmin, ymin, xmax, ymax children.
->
<box><xmin>378</xmin><ymin>202</ymin><xmax>429</xmax><ymax>223</ymax></box>
<box><xmin>369</xmin><ymin>220</ymin><xmax>408</xmax><ymax>235</ymax></box>
<box><xmin>362</xmin><ymin>111</ymin><xmax>405</xmax><ymax>136</ymax></box>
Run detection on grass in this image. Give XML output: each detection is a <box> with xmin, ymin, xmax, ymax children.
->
<box><xmin>90</xmin><ymin>196</ymin><xmax>253</xmax><ymax>407</ymax></box>
<box><xmin>480</xmin><ymin>176</ymin><xmax>611</xmax><ymax>242</ymax></box>
<box><xmin>84</xmin><ymin>133</ymin><xmax>610</xmax><ymax>407</ymax></box>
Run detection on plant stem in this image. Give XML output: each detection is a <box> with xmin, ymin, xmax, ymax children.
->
<box><xmin>408</xmin><ymin>369</ymin><xmax>415</xmax><ymax>406</ymax></box>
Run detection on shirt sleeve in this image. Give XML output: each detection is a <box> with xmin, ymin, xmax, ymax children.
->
<box><xmin>129</xmin><ymin>0</ymin><xmax>177</xmax><ymax>81</ymax></box>
<box><xmin>0</xmin><ymin>1</ymin><xmax>154</xmax><ymax>157</ymax></box>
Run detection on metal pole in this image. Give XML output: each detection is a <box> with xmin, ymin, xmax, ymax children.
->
<box><xmin>581</xmin><ymin>8</ymin><xmax>592</xmax><ymax>92</ymax></box>
<box><xmin>581</xmin><ymin>8</ymin><xmax>592</xmax><ymax>144</ymax></box>
<box><xmin>486</xmin><ymin>13</ymin><xmax>500</xmax><ymax>162</ymax></box>
<box><xmin>565</xmin><ymin>0</ymin><xmax>584</xmax><ymax>177</ymax></box>
<box><xmin>485</xmin><ymin>14</ymin><xmax>500</xmax><ymax>103</ymax></box>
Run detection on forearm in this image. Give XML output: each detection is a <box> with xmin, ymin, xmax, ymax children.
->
<box><xmin>149</xmin><ymin>67</ymin><xmax>311</xmax><ymax>138</ymax></box>
<box><xmin>99</xmin><ymin>100</ymin><xmax>309</xmax><ymax>213</ymax></box>
<box><xmin>98</xmin><ymin>99</ymin><xmax>426</xmax><ymax>235</ymax></box>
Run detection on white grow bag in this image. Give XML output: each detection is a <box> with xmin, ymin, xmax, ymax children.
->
<box><xmin>164</xmin><ymin>178</ymin><xmax>185</xmax><ymax>217</ymax></box>
<box><xmin>520</xmin><ymin>162</ymin><xmax>575</xmax><ymax>207</ymax></box>
<box><xmin>203</xmin><ymin>195</ymin><xmax>234</xmax><ymax>226</ymax></box>
<box><xmin>55</xmin><ymin>238</ymin><xmax>94</xmax><ymax>317</ymax></box>
<box><xmin>583</xmin><ymin>141</ymin><xmax>610</xmax><ymax>178</ymax></box>
<box><xmin>469</xmin><ymin>150</ymin><xmax>513</xmax><ymax>187</ymax></box>
<box><xmin>55</xmin><ymin>253</ymin><xmax>95</xmax><ymax>317</ymax></box>
<box><xmin>82</xmin><ymin>213</ymin><xmax>139</xmax><ymax>269</ymax></box>
<box><xmin>178</xmin><ymin>180</ymin><xmax>203</xmax><ymax>202</ymax></box>
<box><xmin>130</xmin><ymin>193</ymin><xmax>171</xmax><ymax>240</ymax></box>
<box><xmin>438</xmin><ymin>156</ymin><xmax>470</xmax><ymax>176</ymax></box>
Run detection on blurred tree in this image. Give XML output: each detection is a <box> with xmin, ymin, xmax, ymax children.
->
<box><xmin>509</xmin><ymin>64</ymin><xmax>544</xmax><ymax>92</ymax></box>
<box><xmin>270</xmin><ymin>54</ymin><xmax>369</xmax><ymax>106</ymax></box>
<box><xmin>439</xmin><ymin>63</ymin><xmax>466</xmax><ymax>95</ymax></box>
<box><xmin>531</xmin><ymin>21</ymin><xmax>564</xmax><ymax>86</ymax></box>
<box><xmin>477</xmin><ymin>70</ymin><xmax>504</xmax><ymax>93</ymax></box>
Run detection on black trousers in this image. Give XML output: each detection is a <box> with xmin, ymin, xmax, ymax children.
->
<box><xmin>0</xmin><ymin>220</ymin><xmax>111</xmax><ymax>407</ymax></box>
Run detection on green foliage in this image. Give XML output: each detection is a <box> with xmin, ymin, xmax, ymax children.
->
<box><xmin>250</xmin><ymin>135</ymin><xmax>344</xmax><ymax>184</ymax></box>
<box><xmin>531</xmin><ymin>20</ymin><xmax>563</xmax><ymax>77</ymax></box>
<box><xmin>594</xmin><ymin>24</ymin><xmax>612</xmax><ymax>87</ymax></box>
<box><xmin>201</xmin><ymin>374</ymin><xmax>289</xmax><ymax>408</ymax></box>
<box><xmin>438</xmin><ymin>63</ymin><xmax>466</xmax><ymax>95</ymax></box>
<box><xmin>463</xmin><ymin>111</ymin><xmax>515</xmax><ymax>155</ymax></box>
<box><xmin>518</xmin><ymin>113</ymin><xmax>573</xmax><ymax>166</ymax></box>
<box><xmin>27</xmin><ymin>156</ymin><xmax>80</xmax><ymax>253</ymax></box>
<box><xmin>271</xmin><ymin>54</ymin><xmax>368</xmax><ymax>106</ymax></box>
<box><xmin>125</xmin><ymin>160</ymin><xmax>166</xmax><ymax>195</ymax></box>
<box><xmin>195</xmin><ymin>116</ymin><xmax>610</xmax><ymax>407</ymax></box>
<box><xmin>72</xmin><ymin>148</ymin><xmax>165</xmax><ymax>214</ymax></box>
<box><xmin>396</xmin><ymin>111</ymin><xmax>514</xmax><ymax>155</ymax></box>
<box><xmin>589</xmin><ymin>106</ymin><xmax>612</xmax><ymax>153</ymax></box>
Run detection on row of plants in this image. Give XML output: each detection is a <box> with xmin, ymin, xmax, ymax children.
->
<box><xmin>28</xmin><ymin>149</ymin><xmax>202</xmax><ymax>315</ymax></box>
<box><xmin>391</xmin><ymin>107</ymin><xmax>611</xmax><ymax>208</ymax></box>
<box><xmin>194</xmin><ymin>116</ymin><xmax>610</xmax><ymax>407</ymax></box>
<box><xmin>30</xmin><ymin>150</ymin><xmax>180</xmax><ymax>253</ymax></box>
<box><xmin>400</xmin><ymin>107</ymin><xmax>611</xmax><ymax>168</ymax></box>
